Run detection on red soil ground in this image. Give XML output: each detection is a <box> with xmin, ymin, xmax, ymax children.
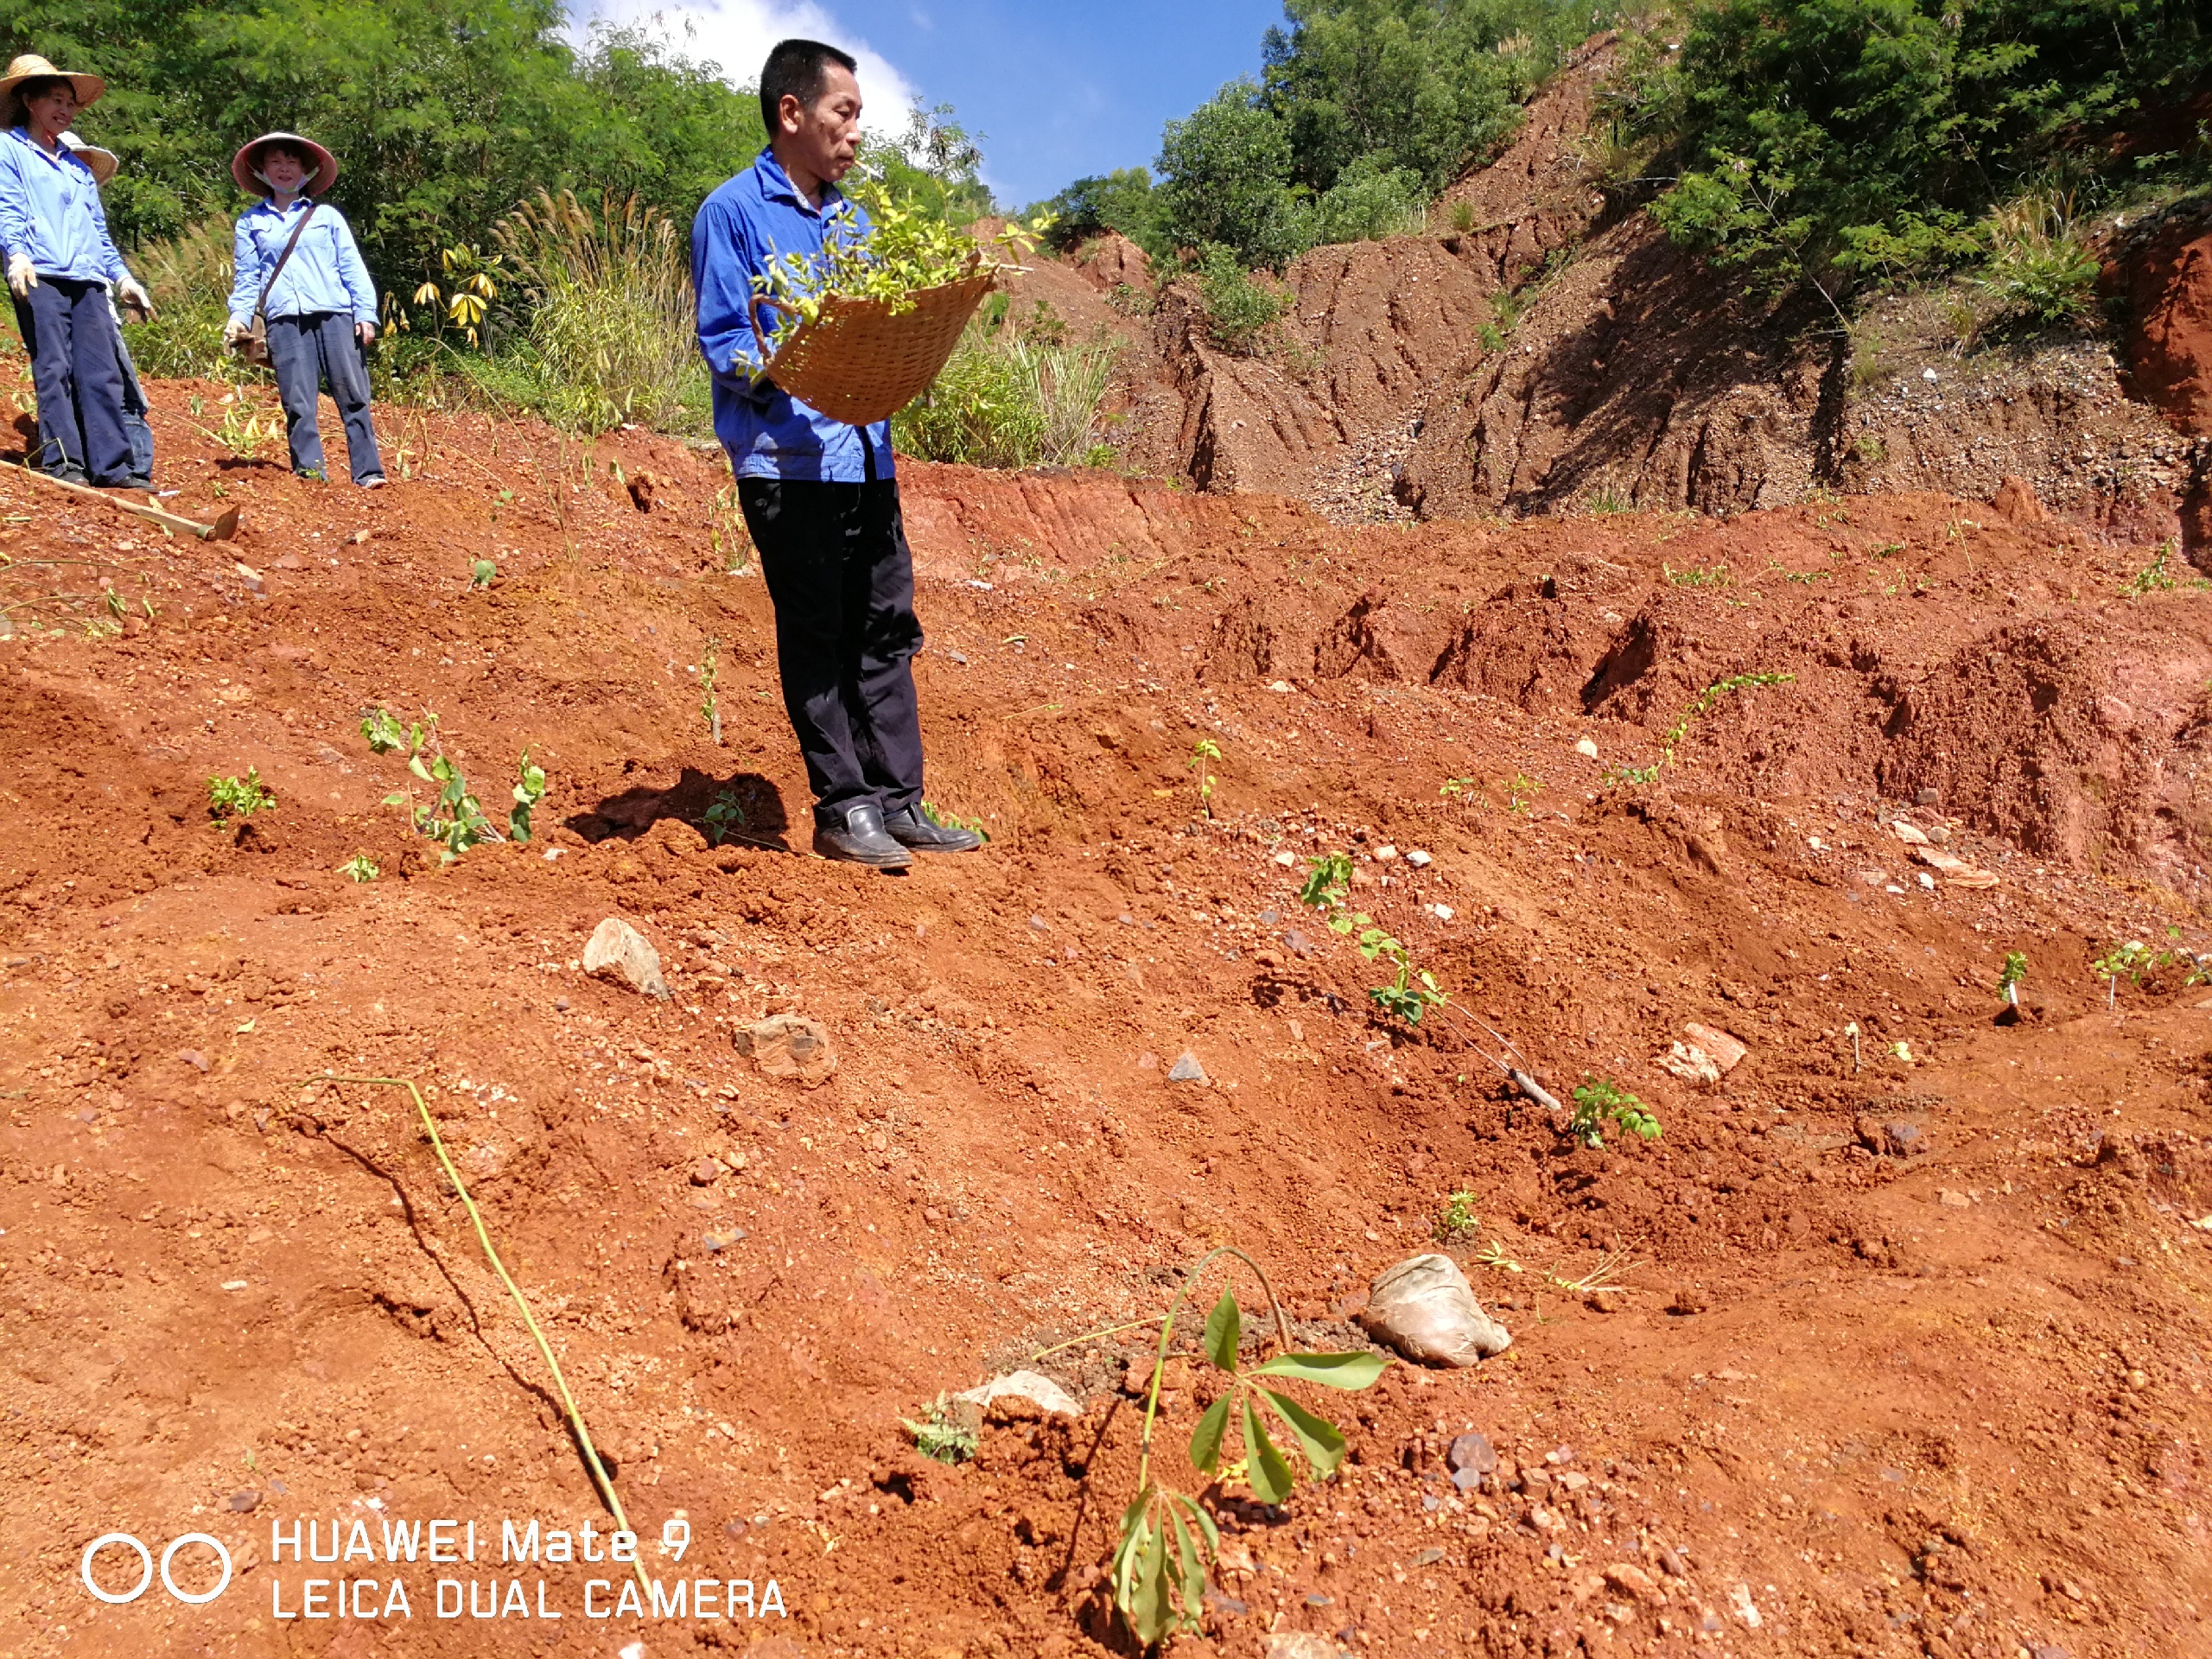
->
<box><xmin>3</xmin><ymin>382</ymin><xmax>2211</xmax><ymax>1659</ymax></box>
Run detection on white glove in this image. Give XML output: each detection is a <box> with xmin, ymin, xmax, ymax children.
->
<box><xmin>7</xmin><ymin>252</ymin><xmax>36</xmax><ymax>299</ymax></box>
<box><xmin>222</xmin><ymin>318</ymin><xmax>249</xmax><ymax>347</ymax></box>
<box><xmin>114</xmin><ymin>275</ymin><xmax>153</xmax><ymax>319</ymax></box>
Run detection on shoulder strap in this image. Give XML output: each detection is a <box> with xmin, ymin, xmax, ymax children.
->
<box><xmin>252</xmin><ymin>203</ymin><xmax>317</xmax><ymax>322</ymax></box>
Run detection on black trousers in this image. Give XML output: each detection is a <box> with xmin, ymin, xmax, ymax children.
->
<box><xmin>738</xmin><ymin>474</ymin><xmax>925</xmax><ymax>828</ymax></box>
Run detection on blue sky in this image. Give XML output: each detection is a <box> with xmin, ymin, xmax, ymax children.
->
<box><xmin>576</xmin><ymin>0</ymin><xmax>1287</xmax><ymax>207</ymax></box>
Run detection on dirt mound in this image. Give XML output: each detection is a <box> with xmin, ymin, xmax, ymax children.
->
<box><xmin>5</xmin><ymin>383</ymin><xmax>2212</xmax><ymax>1659</ymax></box>
<box><xmin>1043</xmin><ymin>37</ymin><xmax>2212</xmax><ymax>556</ymax></box>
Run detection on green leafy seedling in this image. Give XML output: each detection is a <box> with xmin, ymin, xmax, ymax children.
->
<box><xmin>1506</xmin><ymin>772</ymin><xmax>1537</xmax><ymax>813</ymax></box>
<box><xmin>700</xmin><ymin>789</ymin><xmax>747</xmax><ymax>846</ymax></box>
<box><xmin>1110</xmin><ymin>1249</ymin><xmax>1388</xmax><ymax>1647</ymax></box>
<box><xmin>1297</xmin><ymin>851</ymin><xmax>1449</xmax><ymax>1027</ymax></box>
<box><xmin>1189</xmin><ymin>738</ymin><xmax>1222</xmax><ymax>818</ymax></box>
<box><xmin>469</xmin><ymin>558</ymin><xmax>496</xmax><ymax>591</ymax></box>
<box><xmin>207</xmin><ymin>769</ymin><xmax>275</xmax><ymax>825</ymax></box>
<box><xmin>923</xmin><ymin>801</ymin><xmax>989</xmax><ymax>841</ymax></box>
<box><xmin>698</xmin><ymin>636</ymin><xmax>721</xmax><ymax>745</ymax></box>
<box><xmin>899</xmin><ymin>1395</ymin><xmax>978</xmax><ymax>1465</ymax></box>
<box><xmin>338</xmin><ymin>852</ymin><xmax>380</xmax><ymax>883</ymax></box>
<box><xmin>2092</xmin><ymin>940</ymin><xmax>2163</xmax><ymax>1009</ymax></box>
<box><xmin>1434</xmin><ymin>1190</ymin><xmax>1479</xmax><ymax>1243</ymax></box>
<box><xmin>1568</xmin><ymin>1077</ymin><xmax>1662</xmax><ymax>1149</ymax></box>
<box><xmin>1996</xmin><ymin>950</ymin><xmax>2027</xmax><ymax>1007</ymax></box>
<box><xmin>363</xmin><ymin>706</ymin><xmax>546</xmax><ymax>864</ymax></box>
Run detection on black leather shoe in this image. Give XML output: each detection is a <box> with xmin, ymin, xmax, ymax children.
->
<box><xmin>884</xmin><ymin>804</ymin><xmax>983</xmax><ymax>853</ymax></box>
<box><xmin>813</xmin><ymin>803</ymin><xmax>912</xmax><ymax>868</ymax></box>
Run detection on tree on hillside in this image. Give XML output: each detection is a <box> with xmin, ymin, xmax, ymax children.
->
<box><xmin>0</xmin><ymin>0</ymin><xmax>765</xmax><ymax>279</ymax></box>
<box><xmin>1154</xmin><ymin>80</ymin><xmax>1315</xmax><ymax>269</ymax></box>
<box><xmin>1648</xmin><ymin>0</ymin><xmax>2212</xmax><ymax>295</ymax></box>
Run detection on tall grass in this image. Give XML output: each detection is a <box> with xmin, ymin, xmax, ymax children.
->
<box><xmin>494</xmin><ymin>189</ymin><xmax>706</xmax><ymax>433</ymax></box>
<box><xmin>1979</xmin><ymin>188</ymin><xmax>2101</xmax><ymax>325</ymax></box>
<box><xmin>126</xmin><ymin>217</ymin><xmax>250</xmax><ymax>383</ymax></box>
<box><xmin>893</xmin><ymin>314</ymin><xmax>1119</xmax><ymax>469</ymax></box>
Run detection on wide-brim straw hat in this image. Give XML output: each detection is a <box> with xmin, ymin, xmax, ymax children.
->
<box><xmin>0</xmin><ymin>55</ymin><xmax>106</xmax><ymax>118</ymax></box>
<box><xmin>59</xmin><ymin>130</ymin><xmax>116</xmax><ymax>187</ymax></box>
<box><xmin>232</xmin><ymin>130</ymin><xmax>337</xmax><ymax>197</ymax></box>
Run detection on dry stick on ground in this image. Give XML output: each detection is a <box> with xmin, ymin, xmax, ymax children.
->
<box><xmin>0</xmin><ymin>457</ymin><xmax>239</xmax><ymax>541</ymax></box>
<box><xmin>309</xmin><ymin>1073</ymin><xmax>650</xmax><ymax>1593</ymax></box>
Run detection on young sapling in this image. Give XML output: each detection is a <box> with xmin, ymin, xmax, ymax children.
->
<box><xmin>1188</xmin><ymin>738</ymin><xmax>1222</xmax><ymax>818</ymax></box>
<box><xmin>1567</xmin><ymin>1077</ymin><xmax>1662</xmax><ymax>1148</ymax></box>
<box><xmin>1996</xmin><ymin>950</ymin><xmax>2027</xmax><ymax>1008</ymax></box>
<box><xmin>1109</xmin><ymin>1249</ymin><xmax>1387</xmax><ymax>1645</ymax></box>
<box><xmin>207</xmin><ymin>769</ymin><xmax>275</xmax><ymax>825</ymax></box>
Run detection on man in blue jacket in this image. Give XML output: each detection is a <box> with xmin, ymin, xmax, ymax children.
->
<box><xmin>691</xmin><ymin>38</ymin><xmax>982</xmax><ymax>870</ymax></box>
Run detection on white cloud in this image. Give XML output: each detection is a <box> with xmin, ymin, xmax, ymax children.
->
<box><xmin>571</xmin><ymin>0</ymin><xmax>919</xmax><ymax>140</ymax></box>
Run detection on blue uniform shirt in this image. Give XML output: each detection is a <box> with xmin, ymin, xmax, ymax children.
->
<box><xmin>691</xmin><ymin>149</ymin><xmax>895</xmax><ymax>483</ymax></box>
<box><xmin>227</xmin><ymin>197</ymin><xmax>378</xmax><ymax>326</ymax></box>
<box><xmin>0</xmin><ymin>127</ymin><xmax>128</xmax><ymax>284</ymax></box>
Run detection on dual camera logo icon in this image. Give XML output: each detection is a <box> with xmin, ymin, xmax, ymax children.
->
<box><xmin>80</xmin><ymin>1533</ymin><xmax>233</xmax><ymax>1605</ymax></box>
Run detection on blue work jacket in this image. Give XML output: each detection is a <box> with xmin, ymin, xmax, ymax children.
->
<box><xmin>0</xmin><ymin>127</ymin><xmax>128</xmax><ymax>284</ymax></box>
<box><xmin>227</xmin><ymin>198</ymin><xmax>378</xmax><ymax>326</ymax></box>
<box><xmin>691</xmin><ymin>149</ymin><xmax>895</xmax><ymax>483</ymax></box>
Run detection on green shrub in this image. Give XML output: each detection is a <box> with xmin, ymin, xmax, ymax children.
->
<box><xmin>893</xmin><ymin>320</ymin><xmax>1120</xmax><ymax>469</ymax></box>
<box><xmin>1979</xmin><ymin>188</ymin><xmax>2101</xmax><ymax>323</ymax></box>
<box><xmin>1154</xmin><ymin>82</ymin><xmax>1318</xmax><ymax>270</ymax></box>
<box><xmin>1315</xmin><ymin>156</ymin><xmax>1429</xmax><ymax>245</ymax></box>
<box><xmin>126</xmin><ymin>218</ymin><xmax>251</xmax><ymax>384</ymax></box>
<box><xmin>1646</xmin><ymin>0</ymin><xmax>2210</xmax><ymax>297</ymax></box>
<box><xmin>1194</xmin><ymin>245</ymin><xmax>1290</xmax><ymax>353</ymax></box>
<box><xmin>493</xmin><ymin>190</ymin><xmax>706</xmax><ymax>434</ymax></box>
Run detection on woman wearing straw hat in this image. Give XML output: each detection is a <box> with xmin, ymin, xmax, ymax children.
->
<box><xmin>55</xmin><ymin>131</ymin><xmax>153</xmax><ymax>481</ymax></box>
<box><xmin>223</xmin><ymin>132</ymin><xmax>385</xmax><ymax>487</ymax></box>
<box><xmin>0</xmin><ymin>54</ymin><xmax>155</xmax><ymax>488</ymax></box>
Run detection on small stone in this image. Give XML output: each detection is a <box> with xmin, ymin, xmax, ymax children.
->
<box><xmin>1265</xmin><ymin>1636</ymin><xmax>1338</xmax><ymax>1659</ymax></box>
<box><xmin>1447</xmin><ymin>1431</ymin><xmax>1497</xmax><ymax>1475</ymax></box>
<box><xmin>582</xmin><ymin>918</ymin><xmax>669</xmax><ymax>999</ymax></box>
<box><xmin>733</xmin><ymin>1014</ymin><xmax>836</xmax><ymax>1086</ymax></box>
<box><xmin>2126</xmin><ymin>1369</ymin><xmax>2148</xmax><ymax>1389</ymax></box>
<box><xmin>227</xmin><ymin>1490</ymin><xmax>259</xmax><ymax>1512</ymax></box>
<box><xmin>1167</xmin><ymin>1052</ymin><xmax>1208</xmax><ymax>1084</ymax></box>
<box><xmin>701</xmin><ymin>1228</ymin><xmax>746</xmax><ymax>1251</ymax></box>
<box><xmin>1137</xmin><ymin>1052</ymin><xmax>1159</xmax><ymax>1070</ymax></box>
<box><xmin>1668</xmin><ymin>1286</ymin><xmax>1709</xmax><ymax>1314</ymax></box>
<box><xmin>1938</xmin><ymin>1188</ymin><xmax>1972</xmax><ymax>1209</ymax></box>
<box><xmin>1273</xmin><ymin>849</ymin><xmax>1295</xmax><ymax>866</ymax></box>
<box><xmin>1915</xmin><ymin>787</ymin><xmax>1942</xmax><ymax>806</ymax></box>
<box><xmin>690</xmin><ymin>1159</ymin><xmax>721</xmax><ymax>1186</ymax></box>
<box><xmin>1405</xmin><ymin>849</ymin><xmax>1432</xmax><ymax>868</ymax></box>
<box><xmin>1681</xmin><ymin>1022</ymin><xmax>1746</xmax><ymax>1072</ymax></box>
<box><xmin>1890</xmin><ymin>819</ymin><xmax>1930</xmax><ymax>845</ymax></box>
<box><xmin>1657</xmin><ymin>1042</ymin><xmax>1721</xmax><ymax>1084</ymax></box>
<box><xmin>1374</xmin><ymin>844</ymin><xmax>1397</xmax><ymax>861</ymax></box>
<box><xmin>1028</xmin><ymin>915</ymin><xmax>1049</xmax><ymax>933</ymax></box>
<box><xmin>1604</xmin><ymin>1562</ymin><xmax>1658</xmax><ymax>1602</ymax></box>
<box><xmin>1656</xmin><ymin>1546</ymin><xmax>1689</xmax><ymax>1578</ymax></box>
<box><xmin>177</xmin><ymin>1050</ymin><xmax>209</xmax><ymax>1072</ymax></box>
<box><xmin>1917</xmin><ymin>871</ymin><xmax>1936</xmax><ymax>890</ymax></box>
<box><xmin>956</xmin><ymin>1370</ymin><xmax>1081</xmax><ymax>1421</ymax></box>
<box><xmin>923</xmin><ymin>1206</ymin><xmax>943</xmax><ymax>1223</ymax></box>
<box><xmin>1268</xmin><ymin>679</ymin><xmax>1293</xmax><ymax>693</ymax></box>
<box><xmin>1575</xmin><ymin>737</ymin><xmax>1599</xmax><ymax>759</ymax></box>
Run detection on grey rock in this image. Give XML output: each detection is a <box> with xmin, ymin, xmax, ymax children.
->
<box><xmin>582</xmin><ymin>917</ymin><xmax>668</xmax><ymax>999</ymax></box>
<box><xmin>1447</xmin><ymin>1430</ymin><xmax>1497</xmax><ymax>1475</ymax></box>
<box><xmin>1357</xmin><ymin>1253</ymin><xmax>1512</xmax><ymax>1367</ymax></box>
<box><xmin>226</xmin><ymin>1490</ymin><xmax>259</xmax><ymax>1512</ymax></box>
<box><xmin>956</xmin><ymin>1369</ymin><xmax>1081</xmax><ymax>1421</ymax></box>
<box><xmin>1167</xmin><ymin>1051</ymin><xmax>1208</xmax><ymax>1084</ymax></box>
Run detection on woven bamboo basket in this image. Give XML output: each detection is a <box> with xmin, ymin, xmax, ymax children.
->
<box><xmin>749</xmin><ymin>270</ymin><xmax>998</xmax><ymax>426</ymax></box>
